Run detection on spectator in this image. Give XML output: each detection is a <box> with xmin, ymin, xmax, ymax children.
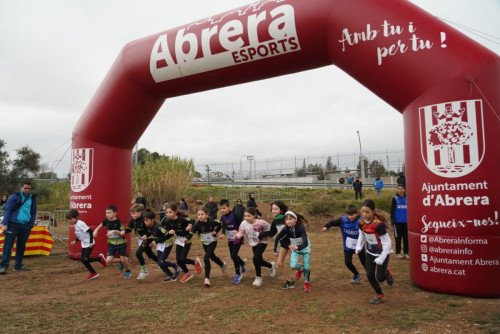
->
<box><xmin>338</xmin><ymin>176</ymin><xmax>345</xmax><ymax>190</ymax></box>
<box><xmin>396</xmin><ymin>172</ymin><xmax>406</xmax><ymax>187</ymax></box>
<box><xmin>232</xmin><ymin>199</ymin><xmax>245</xmax><ymax>224</ymax></box>
<box><xmin>0</xmin><ymin>181</ymin><xmax>37</xmax><ymax>274</ymax></box>
<box><xmin>246</xmin><ymin>192</ymin><xmax>262</xmax><ymax>217</ymax></box>
<box><xmin>346</xmin><ymin>173</ymin><xmax>354</xmax><ymax>185</ymax></box>
<box><xmin>179</xmin><ymin>198</ymin><xmax>188</xmax><ymax>212</ymax></box>
<box><xmin>132</xmin><ymin>191</ymin><xmax>147</xmax><ymax>209</ymax></box>
<box><xmin>353</xmin><ymin>177</ymin><xmax>363</xmax><ymax>200</ymax></box>
<box><xmin>205</xmin><ymin>196</ymin><xmax>218</xmax><ymax>220</ymax></box>
<box><xmin>1</xmin><ymin>195</ymin><xmax>8</xmax><ymax>210</ymax></box>
<box><xmin>372</xmin><ymin>176</ymin><xmax>384</xmax><ymax>196</ymax></box>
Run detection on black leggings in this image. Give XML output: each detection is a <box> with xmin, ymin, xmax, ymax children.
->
<box><xmin>228</xmin><ymin>242</ymin><xmax>245</xmax><ymax>275</ymax></box>
<box><xmin>157</xmin><ymin>245</ymin><xmax>176</xmax><ymax>276</ymax></box>
<box><xmin>394</xmin><ymin>223</ymin><xmax>409</xmax><ymax>254</ymax></box>
<box><xmin>365</xmin><ymin>253</ymin><xmax>390</xmax><ymax>295</ymax></box>
<box><xmin>176</xmin><ymin>243</ymin><xmax>196</xmax><ymax>273</ymax></box>
<box><xmin>203</xmin><ymin>242</ymin><xmax>224</xmax><ymax>278</ymax></box>
<box><xmin>81</xmin><ymin>247</ymin><xmax>100</xmax><ymax>274</ymax></box>
<box><xmin>344</xmin><ymin>250</ymin><xmax>366</xmax><ymax>277</ymax></box>
<box><xmin>252</xmin><ymin>243</ymin><xmax>272</xmax><ymax>277</ymax></box>
<box><xmin>136</xmin><ymin>243</ymin><xmax>158</xmax><ymax>265</ymax></box>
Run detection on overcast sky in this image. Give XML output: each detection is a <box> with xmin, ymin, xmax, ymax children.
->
<box><xmin>0</xmin><ymin>0</ymin><xmax>498</xmax><ymax>177</ymax></box>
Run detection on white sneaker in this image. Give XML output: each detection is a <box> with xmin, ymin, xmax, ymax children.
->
<box><xmin>269</xmin><ymin>262</ymin><xmax>276</xmax><ymax>277</ymax></box>
<box><xmin>252</xmin><ymin>276</ymin><xmax>262</xmax><ymax>286</ymax></box>
<box><xmin>204</xmin><ymin>278</ymin><xmax>211</xmax><ymax>287</ymax></box>
<box><xmin>137</xmin><ymin>270</ymin><xmax>149</xmax><ymax>280</ymax></box>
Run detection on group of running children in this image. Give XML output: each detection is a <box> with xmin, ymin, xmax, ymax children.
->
<box><xmin>69</xmin><ymin>185</ymin><xmax>408</xmax><ymax>304</ymax></box>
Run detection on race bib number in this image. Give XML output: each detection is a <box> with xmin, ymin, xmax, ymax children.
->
<box><xmin>201</xmin><ymin>233</ymin><xmax>215</xmax><ymax>243</ymax></box>
<box><xmin>227</xmin><ymin>230</ymin><xmax>236</xmax><ymax>241</ymax></box>
<box><xmin>290</xmin><ymin>237</ymin><xmax>303</xmax><ymax>247</ymax></box>
<box><xmin>108</xmin><ymin>232</ymin><xmax>120</xmax><ymax>239</ymax></box>
<box><xmin>175</xmin><ymin>235</ymin><xmax>185</xmax><ymax>247</ymax></box>
<box><xmin>247</xmin><ymin>229</ymin><xmax>259</xmax><ymax>239</ymax></box>
<box><xmin>157</xmin><ymin>242</ymin><xmax>165</xmax><ymax>252</ymax></box>
<box><xmin>365</xmin><ymin>234</ymin><xmax>379</xmax><ymax>245</ymax></box>
<box><xmin>345</xmin><ymin>237</ymin><xmax>358</xmax><ymax>250</ymax></box>
<box><xmin>137</xmin><ymin>237</ymin><xmax>142</xmax><ymax>247</ymax></box>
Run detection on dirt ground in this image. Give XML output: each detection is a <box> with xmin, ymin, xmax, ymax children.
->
<box><xmin>1</xmin><ymin>215</ymin><xmax>499</xmax><ymax>334</ymax></box>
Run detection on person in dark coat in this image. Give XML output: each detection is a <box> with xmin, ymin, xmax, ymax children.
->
<box><xmin>353</xmin><ymin>177</ymin><xmax>363</xmax><ymax>200</ymax></box>
<box><xmin>205</xmin><ymin>196</ymin><xmax>218</xmax><ymax>219</ymax></box>
<box><xmin>396</xmin><ymin>172</ymin><xmax>406</xmax><ymax>187</ymax></box>
<box><xmin>232</xmin><ymin>199</ymin><xmax>245</xmax><ymax>224</ymax></box>
<box><xmin>246</xmin><ymin>192</ymin><xmax>262</xmax><ymax>217</ymax></box>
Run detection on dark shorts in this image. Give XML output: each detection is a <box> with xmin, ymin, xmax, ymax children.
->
<box><xmin>107</xmin><ymin>243</ymin><xmax>127</xmax><ymax>257</ymax></box>
<box><xmin>280</xmin><ymin>242</ymin><xmax>290</xmax><ymax>250</ymax></box>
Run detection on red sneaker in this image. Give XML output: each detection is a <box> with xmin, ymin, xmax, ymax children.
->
<box><xmin>99</xmin><ymin>253</ymin><xmax>107</xmax><ymax>267</ymax></box>
<box><xmin>85</xmin><ymin>273</ymin><xmax>100</xmax><ymax>280</ymax></box>
<box><xmin>194</xmin><ymin>258</ymin><xmax>203</xmax><ymax>274</ymax></box>
<box><xmin>304</xmin><ymin>281</ymin><xmax>311</xmax><ymax>292</ymax></box>
<box><xmin>294</xmin><ymin>269</ymin><xmax>304</xmax><ymax>281</ymax></box>
<box><xmin>179</xmin><ymin>272</ymin><xmax>193</xmax><ymax>283</ymax></box>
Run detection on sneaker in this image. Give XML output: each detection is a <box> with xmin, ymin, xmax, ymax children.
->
<box><xmin>304</xmin><ymin>282</ymin><xmax>311</xmax><ymax>293</ymax></box>
<box><xmin>404</xmin><ymin>254</ymin><xmax>410</xmax><ymax>259</ymax></box>
<box><xmin>241</xmin><ymin>259</ymin><xmax>247</xmax><ymax>273</ymax></box>
<box><xmin>194</xmin><ymin>258</ymin><xmax>203</xmax><ymax>274</ymax></box>
<box><xmin>99</xmin><ymin>253</ymin><xmax>107</xmax><ymax>267</ymax></box>
<box><xmin>162</xmin><ymin>276</ymin><xmax>177</xmax><ymax>283</ymax></box>
<box><xmin>13</xmin><ymin>265</ymin><xmax>29</xmax><ymax>272</ymax></box>
<box><xmin>179</xmin><ymin>272</ymin><xmax>193</xmax><ymax>283</ymax></box>
<box><xmin>281</xmin><ymin>280</ymin><xmax>295</xmax><ymax>289</ymax></box>
<box><xmin>118</xmin><ymin>262</ymin><xmax>124</xmax><ymax>272</ymax></box>
<box><xmin>294</xmin><ymin>269</ymin><xmax>304</xmax><ymax>281</ymax></box>
<box><xmin>232</xmin><ymin>274</ymin><xmax>242</xmax><ymax>284</ymax></box>
<box><xmin>220</xmin><ymin>262</ymin><xmax>227</xmax><ymax>276</ymax></box>
<box><xmin>123</xmin><ymin>270</ymin><xmax>132</xmax><ymax>279</ymax></box>
<box><xmin>269</xmin><ymin>262</ymin><xmax>276</xmax><ymax>277</ymax></box>
<box><xmin>137</xmin><ymin>270</ymin><xmax>149</xmax><ymax>280</ymax></box>
<box><xmin>351</xmin><ymin>273</ymin><xmax>362</xmax><ymax>284</ymax></box>
<box><xmin>370</xmin><ymin>294</ymin><xmax>385</xmax><ymax>304</ymax></box>
<box><xmin>174</xmin><ymin>264</ymin><xmax>181</xmax><ymax>278</ymax></box>
<box><xmin>85</xmin><ymin>272</ymin><xmax>100</xmax><ymax>280</ymax></box>
<box><xmin>252</xmin><ymin>276</ymin><xmax>262</xmax><ymax>286</ymax></box>
<box><xmin>0</xmin><ymin>267</ymin><xmax>6</xmax><ymax>275</ymax></box>
<box><xmin>397</xmin><ymin>254</ymin><xmax>404</xmax><ymax>259</ymax></box>
<box><xmin>386</xmin><ymin>268</ymin><xmax>394</xmax><ymax>286</ymax></box>
<box><xmin>204</xmin><ymin>278</ymin><xmax>211</xmax><ymax>287</ymax></box>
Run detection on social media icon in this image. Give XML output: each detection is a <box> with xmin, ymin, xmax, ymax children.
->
<box><xmin>421</xmin><ymin>235</ymin><xmax>427</xmax><ymax>243</ymax></box>
<box><xmin>421</xmin><ymin>263</ymin><xmax>428</xmax><ymax>272</ymax></box>
<box><xmin>421</xmin><ymin>254</ymin><xmax>428</xmax><ymax>262</ymax></box>
<box><xmin>421</xmin><ymin>244</ymin><xmax>427</xmax><ymax>252</ymax></box>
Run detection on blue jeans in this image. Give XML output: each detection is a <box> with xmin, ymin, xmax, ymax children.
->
<box><xmin>1</xmin><ymin>222</ymin><xmax>32</xmax><ymax>269</ymax></box>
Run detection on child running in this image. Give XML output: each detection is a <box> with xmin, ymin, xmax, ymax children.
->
<box><xmin>185</xmin><ymin>207</ymin><xmax>226</xmax><ymax>287</ymax></box>
<box><xmin>68</xmin><ymin>209</ymin><xmax>106</xmax><ymax>280</ymax></box>
<box><xmin>166</xmin><ymin>203</ymin><xmax>203</xmax><ymax>283</ymax></box>
<box><xmin>219</xmin><ymin>199</ymin><xmax>247</xmax><ymax>284</ymax></box>
<box><xmin>93</xmin><ymin>205</ymin><xmax>132</xmax><ymax>279</ymax></box>
<box><xmin>125</xmin><ymin>204</ymin><xmax>158</xmax><ymax>279</ymax></box>
<box><xmin>259</xmin><ymin>200</ymin><xmax>292</xmax><ymax>288</ymax></box>
<box><xmin>390</xmin><ymin>184</ymin><xmax>409</xmax><ymax>259</ymax></box>
<box><xmin>322</xmin><ymin>204</ymin><xmax>366</xmax><ymax>284</ymax></box>
<box><xmin>234</xmin><ymin>207</ymin><xmax>275</xmax><ymax>287</ymax></box>
<box><xmin>356</xmin><ymin>199</ymin><xmax>394</xmax><ymax>304</ymax></box>
<box><xmin>143</xmin><ymin>210</ymin><xmax>179</xmax><ymax>283</ymax></box>
<box><xmin>274</xmin><ymin>210</ymin><xmax>312</xmax><ymax>292</ymax></box>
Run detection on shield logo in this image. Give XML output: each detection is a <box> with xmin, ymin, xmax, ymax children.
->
<box><xmin>419</xmin><ymin>99</ymin><xmax>485</xmax><ymax>178</ymax></box>
<box><xmin>71</xmin><ymin>148</ymin><xmax>94</xmax><ymax>192</ymax></box>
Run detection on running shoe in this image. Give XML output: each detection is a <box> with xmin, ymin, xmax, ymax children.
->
<box><xmin>232</xmin><ymin>274</ymin><xmax>242</xmax><ymax>284</ymax></box>
<box><xmin>351</xmin><ymin>273</ymin><xmax>362</xmax><ymax>284</ymax></box>
<box><xmin>404</xmin><ymin>254</ymin><xmax>410</xmax><ymax>259</ymax></box>
<box><xmin>241</xmin><ymin>259</ymin><xmax>247</xmax><ymax>273</ymax></box>
<box><xmin>13</xmin><ymin>265</ymin><xmax>29</xmax><ymax>272</ymax></box>
<box><xmin>386</xmin><ymin>268</ymin><xmax>394</xmax><ymax>286</ymax></box>
<box><xmin>137</xmin><ymin>270</ymin><xmax>149</xmax><ymax>280</ymax></box>
<box><xmin>294</xmin><ymin>269</ymin><xmax>304</xmax><ymax>281</ymax></box>
<box><xmin>281</xmin><ymin>280</ymin><xmax>295</xmax><ymax>289</ymax></box>
<box><xmin>204</xmin><ymin>278</ymin><xmax>211</xmax><ymax>287</ymax></box>
<box><xmin>397</xmin><ymin>254</ymin><xmax>404</xmax><ymax>259</ymax></box>
<box><xmin>220</xmin><ymin>262</ymin><xmax>227</xmax><ymax>276</ymax></box>
<box><xmin>179</xmin><ymin>272</ymin><xmax>193</xmax><ymax>283</ymax></box>
<box><xmin>252</xmin><ymin>276</ymin><xmax>262</xmax><ymax>287</ymax></box>
<box><xmin>85</xmin><ymin>273</ymin><xmax>99</xmax><ymax>280</ymax></box>
<box><xmin>123</xmin><ymin>270</ymin><xmax>132</xmax><ymax>279</ymax></box>
<box><xmin>304</xmin><ymin>282</ymin><xmax>311</xmax><ymax>293</ymax></box>
<box><xmin>162</xmin><ymin>276</ymin><xmax>177</xmax><ymax>283</ymax></box>
<box><xmin>194</xmin><ymin>258</ymin><xmax>203</xmax><ymax>274</ymax></box>
<box><xmin>99</xmin><ymin>253</ymin><xmax>107</xmax><ymax>267</ymax></box>
<box><xmin>370</xmin><ymin>294</ymin><xmax>385</xmax><ymax>304</ymax></box>
<box><xmin>269</xmin><ymin>262</ymin><xmax>276</xmax><ymax>277</ymax></box>
<box><xmin>118</xmin><ymin>262</ymin><xmax>124</xmax><ymax>272</ymax></box>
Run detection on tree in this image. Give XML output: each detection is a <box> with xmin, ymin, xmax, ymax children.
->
<box><xmin>325</xmin><ymin>156</ymin><xmax>333</xmax><ymax>171</ymax></box>
<box><xmin>295</xmin><ymin>159</ymin><xmax>307</xmax><ymax>177</ymax></box>
<box><xmin>11</xmin><ymin>146</ymin><xmax>41</xmax><ymax>179</ymax></box>
<box><xmin>369</xmin><ymin>160</ymin><xmax>387</xmax><ymax>177</ymax></box>
<box><xmin>0</xmin><ymin>140</ymin><xmax>11</xmax><ymax>194</ymax></box>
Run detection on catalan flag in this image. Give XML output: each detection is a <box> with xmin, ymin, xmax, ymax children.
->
<box><xmin>0</xmin><ymin>226</ymin><xmax>54</xmax><ymax>256</ymax></box>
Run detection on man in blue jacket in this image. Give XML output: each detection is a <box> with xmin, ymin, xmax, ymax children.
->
<box><xmin>372</xmin><ymin>176</ymin><xmax>384</xmax><ymax>197</ymax></box>
<box><xmin>0</xmin><ymin>181</ymin><xmax>37</xmax><ymax>274</ymax></box>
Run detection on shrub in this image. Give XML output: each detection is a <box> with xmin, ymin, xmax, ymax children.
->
<box><xmin>308</xmin><ymin>196</ymin><xmax>337</xmax><ymax>215</ymax></box>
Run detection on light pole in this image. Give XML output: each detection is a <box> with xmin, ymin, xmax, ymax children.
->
<box><xmin>357</xmin><ymin>131</ymin><xmax>365</xmax><ymax>180</ymax></box>
<box><xmin>239</xmin><ymin>155</ymin><xmax>246</xmax><ymax>180</ymax></box>
<box><xmin>206</xmin><ymin>165</ymin><xmax>211</xmax><ymax>185</ymax></box>
<box><xmin>247</xmin><ymin>155</ymin><xmax>254</xmax><ymax>180</ymax></box>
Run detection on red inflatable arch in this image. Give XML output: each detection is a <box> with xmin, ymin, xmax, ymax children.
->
<box><xmin>70</xmin><ymin>0</ymin><xmax>499</xmax><ymax>297</ymax></box>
